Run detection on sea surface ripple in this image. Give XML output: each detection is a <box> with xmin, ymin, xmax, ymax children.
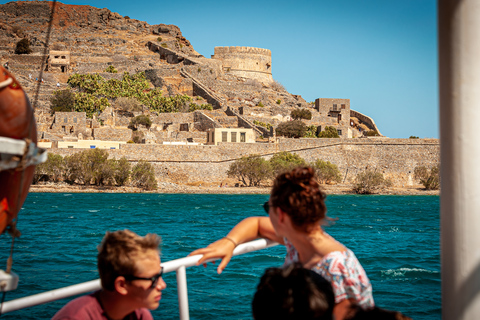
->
<box><xmin>0</xmin><ymin>193</ymin><xmax>440</xmax><ymax>319</ymax></box>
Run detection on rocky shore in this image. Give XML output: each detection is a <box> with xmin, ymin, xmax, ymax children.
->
<box><xmin>29</xmin><ymin>183</ymin><xmax>439</xmax><ymax>196</ymax></box>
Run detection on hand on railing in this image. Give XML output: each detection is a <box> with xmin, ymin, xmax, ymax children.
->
<box><xmin>188</xmin><ymin>237</ymin><xmax>236</xmax><ymax>274</ymax></box>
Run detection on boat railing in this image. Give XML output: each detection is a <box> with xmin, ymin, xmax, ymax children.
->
<box><xmin>0</xmin><ymin>238</ymin><xmax>279</xmax><ymax>320</ymax></box>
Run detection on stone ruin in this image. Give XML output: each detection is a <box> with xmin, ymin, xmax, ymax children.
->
<box><xmin>47</xmin><ymin>50</ymin><xmax>70</xmax><ymax>73</ymax></box>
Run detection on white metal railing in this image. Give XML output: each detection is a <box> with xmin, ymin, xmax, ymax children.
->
<box><xmin>0</xmin><ymin>239</ymin><xmax>279</xmax><ymax>319</ymax></box>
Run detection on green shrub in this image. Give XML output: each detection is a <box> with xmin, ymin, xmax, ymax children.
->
<box><xmin>353</xmin><ymin>170</ymin><xmax>392</xmax><ymax>194</ymax></box>
<box><xmin>129</xmin><ymin>115</ymin><xmax>152</xmax><ymax>130</ymax></box>
<box><xmin>74</xmin><ymin>92</ymin><xmax>110</xmax><ymax>118</ymax></box>
<box><xmin>253</xmin><ymin>120</ymin><xmax>272</xmax><ymax>130</ymax></box>
<box><xmin>188</xmin><ymin>103</ymin><xmax>213</xmax><ymax>112</ymax></box>
<box><xmin>34</xmin><ymin>153</ymin><xmax>65</xmax><ymax>183</ymax></box>
<box><xmin>270</xmin><ymin>151</ymin><xmax>306</xmax><ymax>176</ymax></box>
<box><xmin>15</xmin><ymin>38</ymin><xmax>32</xmax><ymax>54</ymax></box>
<box><xmin>409</xmin><ymin>136</ymin><xmax>419</xmax><ymax>139</ymax></box>
<box><xmin>414</xmin><ymin>165</ymin><xmax>440</xmax><ymax>190</ymax></box>
<box><xmin>113</xmin><ymin>157</ymin><xmax>131</xmax><ymax>186</ymax></box>
<box><xmin>157</xmin><ymin>37</ymin><xmax>162</xmax><ymax>42</ymax></box>
<box><xmin>197</xmin><ymin>67</ymin><xmax>201</xmax><ymax>73</ymax></box>
<box><xmin>276</xmin><ymin>120</ymin><xmax>306</xmax><ymax>138</ymax></box>
<box><xmin>53</xmin><ymin>150</ymin><xmax>131</xmax><ymax>186</ymax></box>
<box><xmin>161</xmin><ymin>43</ymin><xmax>168</xmax><ymax>48</ymax></box>
<box><xmin>257</xmin><ymin>101</ymin><xmax>264</xmax><ymax>108</ymax></box>
<box><xmin>227</xmin><ymin>155</ymin><xmax>272</xmax><ymax>187</ymax></box>
<box><xmin>131</xmin><ymin>160</ymin><xmax>157</xmax><ymax>190</ymax></box>
<box><xmin>318</xmin><ymin>126</ymin><xmax>339</xmax><ymax>138</ymax></box>
<box><xmin>104</xmin><ymin>65</ymin><xmax>118</xmax><ymax>73</ymax></box>
<box><xmin>291</xmin><ymin>108</ymin><xmax>312</xmax><ymax>120</ymax></box>
<box><xmin>50</xmin><ymin>89</ymin><xmax>75</xmax><ymax>114</ymax></box>
<box><xmin>64</xmin><ymin>149</ymin><xmax>111</xmax><ymax>186</ymax></box>
<box><xmin>276</xmin><ymin>99</ymin><xmax>281</xmax><ymax>105</ymax></box>
<box><xmin>66</xmin><ymin>72</ymin><xmax>199</xmax><ymax>114</ymax></box>
<box><xmin>312</xmin><ymin>159</ymin><xmax>342</xmax><ymax>184</ymax></box>
<box><xmin>115</xmin><ymin>97</ymin><xmax>143</xmax><ymax>113</ymax></box>
<box><xmin>304</xmin><ymin>125</ymin><xmax>317</xmax><ymax>138</ymax></box>
<box><xmin>364</xmin><ymin>130</ymin><xmax>380</xmax><ymax>137</ymax></box>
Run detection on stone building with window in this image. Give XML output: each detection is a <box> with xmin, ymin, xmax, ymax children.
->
<box><xmin>50</xmin><ymin>112</ymin><xmax>86</xmax><ymax>137</ymax></box>
<box><xmin>47</xmin><ymin>50</ymin><xmax>71</xmax><ymax>73</ymax></box>
<box><xmin>206</xmin><ymin>128</ymin><xmax>255</xmax><ymax>145</ymax></box>
<box><xmin>314</xmin><ymin>98</ymin><xmax>352</xmax><ymax>138</ymax></box>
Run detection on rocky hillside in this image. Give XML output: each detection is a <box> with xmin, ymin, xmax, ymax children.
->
<box><xmin>0</xmin><ymin>1</ymin><xmax>368</xmax><ymax>143</ymax></box>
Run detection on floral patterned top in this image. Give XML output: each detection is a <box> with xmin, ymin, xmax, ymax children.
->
<box><xmin>284</xmin><ymin>237</ymin><xmax>374</xmax><ymax>308</ymax></box>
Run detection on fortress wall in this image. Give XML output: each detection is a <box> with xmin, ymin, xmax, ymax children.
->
<box><xmin>147</xmin><ymin>42</ymin><xmax>199</xmax><ymax>65</ymax></box>
<box><xmin>48</xmin><ymin>139</ymin><xmax>439</xmax><ymax>186</ymax></box>
<box><xmin>151</xmin><ymin>112</ymin><xmax>195</xmax><ymax>124</ymax></box>
<box><xmin>212</xmin><ymin>46</ymin><xmax>272</xmax><ymax>83</ymax></box>
<box><xmin>350</xmin><ymin>109</ymin><xmax>382</xmax><ymax>135</ymax></box>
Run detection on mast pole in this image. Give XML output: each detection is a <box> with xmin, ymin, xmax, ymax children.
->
<box><xmin>439</xmin><ymin>0</ymin><xmax>480</xmax><ymax>319</ymax></box>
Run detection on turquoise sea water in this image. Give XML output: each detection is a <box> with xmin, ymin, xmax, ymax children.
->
<box><xmin>0</xmin><ymin>193</ymin><xmax>440</xmax><ymax>319</ymax></box>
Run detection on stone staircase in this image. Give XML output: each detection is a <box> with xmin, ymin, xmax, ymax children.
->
<box><xmin>180</xmin><ymin>67</ymin><xmax>267</xmax><ymax>137</ymax></box>
<box><xmin>202</xmin><ymin>110</ymin><xmax>238</xmax><ymax>128</ymax></box>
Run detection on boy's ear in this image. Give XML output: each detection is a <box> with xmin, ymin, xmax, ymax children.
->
<box><xmin>114</xmin><ymin>276</ymin><xmax>129</xmax><ymax>295</ymax></box>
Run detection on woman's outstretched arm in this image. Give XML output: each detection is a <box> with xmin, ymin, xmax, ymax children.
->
<box><xmin>189</xmin><ymin>216</ymin><xmax>283</xmax><ymax>274</ymax></box>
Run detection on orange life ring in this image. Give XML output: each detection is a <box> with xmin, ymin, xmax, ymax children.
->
<box><xmin>0</xmin><ymin>66</ymin><xmax>37</xmax><ymax>235</ymax></box>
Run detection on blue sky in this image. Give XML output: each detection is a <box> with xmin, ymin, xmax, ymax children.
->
<box><xmin>6</xmin><ymin>0</ymin><xmax>438</xmax><ymax>138</ymax></box>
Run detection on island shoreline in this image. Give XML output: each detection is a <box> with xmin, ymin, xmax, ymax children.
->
<box><xmin>29</xmin><ymin>184</ymin><xmax>439</xmax><ymax>196</ymax></box>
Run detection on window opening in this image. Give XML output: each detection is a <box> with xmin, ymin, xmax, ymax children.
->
<box><xmin>240</xmin><ymin>132</ymin><xmax>246</xmax><ymax>142</ymax></box>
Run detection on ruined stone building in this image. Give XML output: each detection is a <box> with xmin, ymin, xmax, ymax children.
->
<box><xmin>47</xmin><ymin>50</ymin><xmax>71</xmax><ymax>73</ymax></box>
<box><xmin>50</xmin><ymin>112</ymin><xmax>86</xmax><ymax>136</ymax></box>
<box><xmin>315</xmin><ymin>98</ymin><xmax>352</xmax><ymax>137</ymax></box>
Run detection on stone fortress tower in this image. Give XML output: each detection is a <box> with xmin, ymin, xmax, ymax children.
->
<box><xmin>211</xmin><ymin>46</ymin><xmax>273</xmax><ymax>83</ymax></box>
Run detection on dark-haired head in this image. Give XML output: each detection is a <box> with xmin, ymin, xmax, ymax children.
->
<box><xmin>270</xmin><ymin>167</ymin><xmax>327</xmax><ymax>232</ymax></box>
<box><xmin>252</xmin><ymin>263</ymin><xmax>334</xmax><ymax>320</ymax></box>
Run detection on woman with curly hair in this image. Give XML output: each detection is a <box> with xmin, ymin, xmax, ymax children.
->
<box><xmin>190</xmin><ymin>167</ymin><xmax>374</xmax><ymax>320</ymax></box>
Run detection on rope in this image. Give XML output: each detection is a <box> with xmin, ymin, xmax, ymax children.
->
<box><xmin>32</xmin><ymin>0</ymin><xmax>57</xmax><ymax>110</ymax></box>
<box><xmin>0</xmin><ymin>78</ymin><xmax>12</xmax><ymax>90</ymax></box>
<box><xmin>2</xmin><ymin>0</ymin><xmax>57</xmax><ymax>284</ymax></box>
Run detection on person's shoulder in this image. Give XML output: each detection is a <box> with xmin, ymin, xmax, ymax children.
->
<box><xmin>51</xmin><ymin>292</ymin><xmax>101</xmax><ymax>320</ymax></box>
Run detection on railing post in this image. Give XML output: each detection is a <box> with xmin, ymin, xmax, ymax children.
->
<box><xmin>176</xmin><ymin>265</ymin><xmax>189</xmax><ymax>320</ymax></box>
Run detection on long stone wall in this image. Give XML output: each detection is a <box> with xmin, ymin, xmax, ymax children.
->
<box><xmin>49</xmin><ymin>138</ymin><xmax>439</xmax><ymax>186</ymax></box>
<box><xmin>93</xmin><ymin>127</ymin><xmax>132</xmax><ymax>141</ymax></box>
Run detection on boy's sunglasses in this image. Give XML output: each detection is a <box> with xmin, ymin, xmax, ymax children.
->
<box><xmin>123</xmin><ymin>267</ymin><xmax>164</xmax><ymax>288</ymax></box>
